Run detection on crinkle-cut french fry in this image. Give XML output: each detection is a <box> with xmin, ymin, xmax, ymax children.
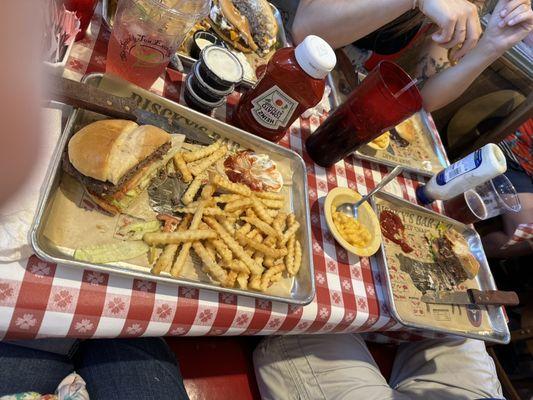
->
<box><xmin>257</xmin><ymin>198</ymin><xmax>284</xmax><ymax>209</ymax></box>
<box><xmin>235</xmin><ymin>232</ymin><xmax>287</xmax><ymax>258</ymax></box>
<box><xmin>224</xmin><ymin>271</ymin><xmax>238</xmax><ymax>288</ymax></box>
<box><xmin>171</xmin><ymin>203</ymin><xmax>205</xmax><ymax>276</ymax></box>
<box><xmin>144</xmin><ymin>230</ymin><xmax>216</xmax><ymax>246</ymax></box>
<box><xmin>181</xmin><ymin>173</ymin><xmax>207</xmax><ymax>205</ymax></box>
<box><xmin>262</xmin><ymin>236</ymin><xmax>277</xmax><ymax>267</ymax></box>
<box><xmin>249</xmin><ymin>274</ymin><xmax>262</xmax><ymax>290</ymax></box>
<box><xmin>174</xmin><ymin>153</ymin><xmax>193</xmax><ymax>183</ymax></box>
<box><xmin>242</xmin><ymin>216</ymin><xmax>280</xmax><ymax>239</ymax></box>
<box><xmin>292</xmin><ymin>239</ymin><xmax>302</xmax><ymax>276</ymax></box>
<box><xmin>192</xmin><ymin>241</ymin><xmax>228</xmax><ymax>284</ymax></box>
<box><xmin>205</xmin><ymin>241</ymin><xmax>217</xmax><ymax>260</ymax></box>
<box><xmin>285</xmin><ymin>235</ymin><xmax>296</xmax><ymax>275</ymax></box>
<box><xmin>237</xmin><ymin>222</ymin><xmax>252</xmax><ymax>236</ymax></box>
<box><xmin>251</xmin><ymin>198</ymin><xmax>273</xmax><ymax>224</ymax></box>
<box><xmin>226</xmin><ymin>209</ymin><xmax>244</xmax><ymax>219</ymax></box>
<box><xmin>264</xmin><ymin>257</ymin><xmax>284</xmax><ymax>268</ymax></box>
<box><xmin>266</xmin><ymin>209</ymin><xmax>279</xmax><ymax>218</ymax></box>
<box><xmin>152</xmin><ymin>214</ymin><xmax>192</xmax><ymax>275</ymax></box>
<box><xmin>183</xmin><ymin>140</ymin><xmax>221</xmax><ymax>162</ymax></box>
<box><xmin>287</xmin><ymin>213</ymin><xmax>296</xmax><ymax>226</ymax></box>
<box><xmin>225</xmin><ymin>259</ymin><xmax>250</xmax><ymax>273</ymax></box>
<box><xmin>212</xmin><ymin>194</ymin><xmax>243</xmax><ymax>203</ymax></box>
<box><xmin>245</xmin><ymin>208</ymin><xmax>256</xmax><ymax>218</ymax></box>
<box><xmin>204</xmin><ymin>217</ymin><xmax>262</xmax><ymax>275</ymax></box>
<box><xmin>261</xmin><ymin>264</ymin><xmax>285</xmax><ymax>291</ymax></box>
<box><xmin>215</xmin><ymin>215</ymin><xmax>235</xmax><ymax>235</ymax></box>
<box><xmin>280</xmin><ymin>220</ymin><xmax>300</xmax><ymax>247</ymax></box>
<box><xmin>175</xmin><ymin>206</ymin><xmax>224</xmax><ymax>216</ymax></box>
<box><xmin>255</xmin><ymin>191</ymin><xmax>285</xmax><ymax>200</ymax></box>
<box><xmin>201</xmin><ymin>183</ymin><xmax>216</xmax><ymax>200</ymax></box>
<box><xmin>189</xmin><ymin>146</ymin><xmax>228</xmax><ymax>176</ymax></box>
<box><xmin>212</xmin><ymin>174</ymin><xmax>251</xmax><ymax>196</ymax></box>
<box><xmin>210</xmin><ymin>239</ymin><xmax>232</xmax><ymax>263</ymax></box>
<box><xmin>270</xmin><ymin>272</ymin><xmax>283</xmax><ymax>283</ymax></box>
<box><xmin>253</xmin><ymin>252</ymin><xmax>265</xmax><ymax>269</ymax></box>
<box><xmin>273</xmin><ymin>212</ymin><xmax>287</xmax><ymax>234</ymax></box>
<box><xmin>246</xmin><ymin>228</ymin><xmax>261</xmax><ymax>240</ymax></box>
<box><xmin>225</xmin><ymin>198</ymin><xmax>253</xmax><ymax>213</ymax></box>
<box><xmin>237</xmin><ymin>272</ymin><xmax>249</xmax><ymax>289</ymax></box>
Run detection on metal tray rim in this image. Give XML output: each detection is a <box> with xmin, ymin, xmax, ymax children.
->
<box><xmin>30</xmin><ymin>73</ymin><xmax>315</xmax><ymax>306</ymax></box>
<box><xmin>354</xmin><ymin>109</ymin><xmax>450</xmax><ymax>178</ymax></box>
<box><xmin>370</xmin><ymin>191</ymin><xmax>510</xmax><ymax>344</ymax></box>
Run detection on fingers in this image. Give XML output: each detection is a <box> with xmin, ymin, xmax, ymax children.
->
<box><xmin>500</xmin><ymin>0</ymin><xmax>529</xmax><ymax>18</ymax></box>
<box><xmin>432</xmin><ymin>19</ymin><xmax>457</xmax><ymax>45</ymax></box>
<box><xmin>507</xmin><ymin>7</ymin><xmax>533</xmax><ymax>26</ymax></box>
<box><xmin>452</xmin><ymin>14</ymin><xmax>482</xmax><ymax>60</ymax></box>
<box><xmin>500</xmin><ymin>2</ymin><xmax>531</xmax><ymax>26</ymax></box>
<box><xmin>447</xmin><ymin>18</ymin><xmax>468</xmax><ymax>49</ymax></box>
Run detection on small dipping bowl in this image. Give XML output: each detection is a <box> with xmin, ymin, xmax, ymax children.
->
<box><xmin>184</xmin><ymin>73</ymin><xmax>225</xmax><ymax>114</ymax></box>
<box><xmin>198</xmin><ymin>45</ymin><xmax>244</xmax><ymax>90</ymax></box>
<box><xmin>324</xmin><ymin>187</ymin><xmax>382</xmax><ymax>257</ymax></box>
<box><xmin>190</xmin><ymin>30</ymin><xmax>224</xmax><ymax>60</ymax></box>
<box><xmin>191</xmin><ymin>61</ymin><xmax>234</xmax><ymax>103</ymax></box>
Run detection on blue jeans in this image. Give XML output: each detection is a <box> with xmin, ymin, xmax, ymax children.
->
<box><xmin>0</xmin><ymin>338</ymin><xmax>189</xmax><ymax>400</ymax></box>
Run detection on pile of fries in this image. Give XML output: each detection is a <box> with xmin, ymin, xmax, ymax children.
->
<box><xmin>142</xmin><ymin>141</ymin><xmax>302</xmax><ymax>292</ymax></box>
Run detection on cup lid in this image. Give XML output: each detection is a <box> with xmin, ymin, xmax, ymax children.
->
<box><xmin>294</xmin><ymin>35</ymin><xmax>336</xmax><ymax>79</ymax></box>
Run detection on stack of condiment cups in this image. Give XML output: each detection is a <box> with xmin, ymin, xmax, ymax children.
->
<box><xmin>184</xmin><ymin>45</ymin><xmax>244</xmax><ymax>114</ymax></box>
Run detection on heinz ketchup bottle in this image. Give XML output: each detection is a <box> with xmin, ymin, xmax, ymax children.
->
<box><xmin>233</xmin><ymin>35</ymin><xmax>336</xmax><ymax>142</ymax></box>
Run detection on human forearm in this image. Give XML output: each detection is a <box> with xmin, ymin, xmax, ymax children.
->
<box><xmin>420</xmin><ymin>42</ymin><xmax>500</xmax><ymax>111</ymax></box>
<box><xmin>292</xmin><ymin>0</ymin><xmax>412</xmax><ymax>47</ymax></box>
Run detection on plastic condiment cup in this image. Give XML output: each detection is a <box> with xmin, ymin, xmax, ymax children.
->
<box><xmin>184</xmin><ymin>74</ymin><xmax>225</xmax><ymax>114</ymax></box>
<box><xmin>198</xmin><ymin>45</ymin><xmax>244</xmax><ymax>90</ymax></box>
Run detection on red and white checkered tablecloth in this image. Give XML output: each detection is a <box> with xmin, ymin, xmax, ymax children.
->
<box><xmin>0</xmin><ymin>5</ymin><xmax>448</xmax><ymax>340</ymax></box>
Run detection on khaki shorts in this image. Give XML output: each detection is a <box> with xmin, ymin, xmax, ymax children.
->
<box><xmin>254</xmin><ymin>334</ymin><xmax>503</xmax><ymax>400</ymax></box>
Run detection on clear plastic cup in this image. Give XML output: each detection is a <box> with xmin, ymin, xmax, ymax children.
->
<box><xmin>444</xmin><ymin>174</ymin><xmax>521</xmax><ymax>224</ymax></box>
<box><xmin>106</xmin><ymin>0</ymin><xmax>209</xmax><ymax>88</ymax></box>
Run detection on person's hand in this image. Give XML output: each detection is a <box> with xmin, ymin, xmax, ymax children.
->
<box><xmin>480</xmin><ymin>0</ymin><xmax>533</xmax><ymax>54</ymax></box>
<box><xmin>418</xmin><ymin>0</ymin><xmax>482</xmax><ymax>59</ymax></box>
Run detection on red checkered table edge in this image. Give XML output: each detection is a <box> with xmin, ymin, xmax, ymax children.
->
<box><xmin>1</xmin><ymin>5</ymin><xmax>448</xmax><ymax>340</ymax></box>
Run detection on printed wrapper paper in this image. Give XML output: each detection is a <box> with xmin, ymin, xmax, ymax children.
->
<box><xmin>357</xmin><ymin>114</ymin><xmax>443</xmax><ymax>174</ymax></box>
<box><xmin>375</xmin><ymin>197</ymin><xmax>493</xmax><ymax>335</ymax></box>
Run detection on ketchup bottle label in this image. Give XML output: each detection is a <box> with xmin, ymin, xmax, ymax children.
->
<box><xmin>250</xmin><ymin>85</ymin><xmax>299</xmax><ymax>130</ymax></box>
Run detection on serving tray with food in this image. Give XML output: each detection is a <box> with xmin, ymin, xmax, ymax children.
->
<box><xmin>371</xmin><ymin>191</ymin><xmax>510</xmax><ymax>343</ymax></box>
<box><xmin>355</xmin><ymin>111</ymin><xmax>449</xmax><ymax>177</ymax></box>
<box><xmin>102</xmin><ymin>0</ymin><xmax>289</xmax><ymax>86</ymax></box>
<box><xmin>31</xmin><ymin>73</ymin><xmax>314</xmax><ymax>305</ymax></box>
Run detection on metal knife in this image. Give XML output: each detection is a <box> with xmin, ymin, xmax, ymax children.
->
<box><xmin>421</xmin><ymin>289</ymin><xmax>519</xmax><ymax>307</ymax></box>
<box><xmin>48</xmin><ymin>76</ymin><xmax>214</xmax><ymax>145</ymax></box>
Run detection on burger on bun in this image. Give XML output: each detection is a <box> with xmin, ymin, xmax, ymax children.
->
<box><xmin>63</xmin><ymin>119</ymin><xmax>177</xmax><ymax>215</ymax></box>
<box><xmin>209</xmin><ymin>0</ymin><xmax>278</xmax><ymax>54</ymax></box>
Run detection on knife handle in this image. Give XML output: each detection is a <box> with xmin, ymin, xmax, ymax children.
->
<box><xmin>47</xmin><ymin>75</ymin><xmax>137</xmax><ymax>120</ymax></box>
<box><xmin>469</xmin><ymin>289</ymin><xmax>519</xmax><ymax>306</ymax></box>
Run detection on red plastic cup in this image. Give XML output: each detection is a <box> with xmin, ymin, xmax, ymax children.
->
<box><xmin>64</xmin><ymin>0</ymin><xmax>98</xmax><ymax>41</ymax></box>
<box><xmin>305</xmin><ymin>61</ymin><xmax>422</xmax><ymax>167</ymax></box>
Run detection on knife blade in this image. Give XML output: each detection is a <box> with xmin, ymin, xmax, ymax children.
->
<box><xmin>421</xmin><ymin>289</ymin><xmax>519</xmax><ymax>306</ymax></box>
<box><xmin>48</xmin><ymin>75</ymin><xmax>214</xmax><ymax>145</ymax></box>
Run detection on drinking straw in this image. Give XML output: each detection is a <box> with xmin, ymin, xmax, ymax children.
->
<box><xmin>393</xmin><ymin>78</ymin><xmax>419</xmax><ymax>99</ymax></box>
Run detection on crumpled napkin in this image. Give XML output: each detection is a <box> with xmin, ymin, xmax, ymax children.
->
<box><xmin>0</xmin><ymin>107</ymin><xmax>63</xmax><ymax>262</ymax></box>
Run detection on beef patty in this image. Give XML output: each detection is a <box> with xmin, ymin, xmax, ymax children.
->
<box><xmin>62</xmin><ymin>141</ymin><xmax>171</xmax><ymax>196</ymax></box>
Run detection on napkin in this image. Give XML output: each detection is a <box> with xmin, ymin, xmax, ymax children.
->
<box><xmin>0</xmin><ymin>106</ymin><xmax>63</xmax><ymax>262</ymax></box>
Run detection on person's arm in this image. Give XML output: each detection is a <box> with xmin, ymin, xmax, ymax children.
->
<box><xmin>419</xmin><ymin>0</ymin><xmax>533</xmax><ymax>112</ymax></box>
<box><xmin>292</xmin><ymin>0</ymin><xmax>482</xmax><ymax>53</ymax></box>
<box><xmin>292</xmin><ymin>0</ymin><xmax>412</xmax><ymax>48</ymax></box>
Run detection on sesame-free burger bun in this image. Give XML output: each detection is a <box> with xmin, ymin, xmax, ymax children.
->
<box><xmin>68</xmin><ymin>119</ymin><xmax>170</xmax><ymax>185</ymax></box>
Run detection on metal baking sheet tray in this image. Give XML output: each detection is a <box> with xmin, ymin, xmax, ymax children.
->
<box><xmin>30</xmin><ymin>73</ymin><xmax>315</xmax><ymax>305</ymax></box>
<box><xmin>354</xmin><ymin>110</ymin><xmax>449</xmax><ymax>177</ymax></box>
<box><xmin>101</xmin><ymin>0</ymin><xmax>289</xmax><ymax>87</ymax></box>
<box><xmin>370</xmin><ymin>191</ymin><xmax>510</xmax><ymax>344</ymax></box>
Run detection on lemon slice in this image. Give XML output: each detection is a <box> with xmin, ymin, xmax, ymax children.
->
<box><xmin>367</xmin><ymin>131</ymin><xmax>390</xmax><ymax>150</ymax></box>
<box><xmin>324</xmin><ymin>188</ymin><xmax>382</xmax><ymax>257</ymax></box>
